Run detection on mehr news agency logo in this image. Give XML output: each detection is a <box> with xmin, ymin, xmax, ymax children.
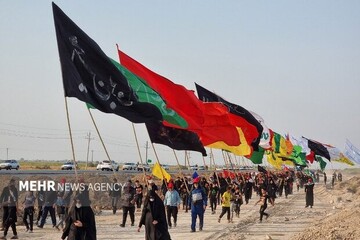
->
<box><xmin>18</xmin><ymin>180</ymin><xmax>123</xmax><ymax>192</ymax></box>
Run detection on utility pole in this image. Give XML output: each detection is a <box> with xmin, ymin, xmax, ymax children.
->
<box><xmin>85</xmin><ymin>132</ymin><xmax>94</xmax><ymax>170</ymax></box>
<box><xmin>145</xmin><ymin>141</ymin><xmax>149</xmax><ymax>165</ymax></box>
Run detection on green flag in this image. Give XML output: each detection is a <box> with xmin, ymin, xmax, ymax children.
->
<box><xmin>249</xmin><ymin>147</ymin><xmax>265</xmax><ymax>164</ymax></box>
<box><xmin>110</xmin><ymin>59</ymin><xmax>188</xmax><ymax>128</ymax></box>
<box><xmin>316</xmin><ymin>156</ymin><xmax>327</xmax><ymax>171</ymax></box>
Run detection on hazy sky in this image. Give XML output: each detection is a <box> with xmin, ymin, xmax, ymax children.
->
<box><xmin>0</xmin><ymin>1</ymin><xmax>359</xmax><ymax>168</ymax></box>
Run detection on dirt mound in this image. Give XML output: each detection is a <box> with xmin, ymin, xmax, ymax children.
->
<box><xmin>292</xmin><ymin>175</ymin><xmax>360</xmax><ymax>240</ymax></box>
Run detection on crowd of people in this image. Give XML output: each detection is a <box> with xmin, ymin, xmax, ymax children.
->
<box><xmin>0</xmin><ymin>169</ymin><xmax>343</xmax><ymax>239</ymax></box>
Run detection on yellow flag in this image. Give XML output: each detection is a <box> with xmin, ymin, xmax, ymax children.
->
<box><xmin>152</xmin><ymin>162</ymin><xmax>171</xmax><ymax>181</ymax></box>
<box><xmin>266</xmin><ymin>151</ymin><xmax>294</xmax><ymax>169</ymax></box>
<box><xmin>333</xmin><ymin>153</ymin><xmax>355</xmax><ymax>166</ymax></box>
<box><xmin>207</xmin><ymin>127</ymin><xmax>252</xmax><ymax>156</ymax></box>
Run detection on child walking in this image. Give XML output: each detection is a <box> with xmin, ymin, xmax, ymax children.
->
<box><xmin>254</xmin><ymin>188</ymin><xmax>274</xmax><ymax>223</ymax></box>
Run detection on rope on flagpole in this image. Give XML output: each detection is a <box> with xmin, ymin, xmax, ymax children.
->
<box><xmin>64</xmin><ymin>97</ymin><xmax>78</xmax><ymax>182</ymax></box>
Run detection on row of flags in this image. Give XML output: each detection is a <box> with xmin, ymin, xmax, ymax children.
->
<box><xmin>52</xmin><ymin>3</ymin><xmax>359</xmax><ymax>174</ymax></box>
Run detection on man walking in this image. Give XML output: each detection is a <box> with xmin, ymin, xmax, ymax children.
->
<box><xmin>37</xmin><ymin>188</ymin><xmax>57</xmax><ymax>228</ymax></box>
<box><xmin>188</xmin><ymin>177</ymin><xmax>207</xmax><ymax>232</ymax></box>
<box><xmin>0</xmin><ymin>179</ymin><xmax>18</xmax><ymax>239</ymax></box>
<box><xmin>120</xmin><ymin>180</ymin><xmax>136</xmax><ymax>227</ymax></box>
<box><xmin>109</xmin><ymin>178</ymin><xmax>121</xmax><ymax>214</ymax></box>
<box><xmin>163</xmin><ymin>182</ymin><xmax>181</xmax><ymax>228</ymax></box>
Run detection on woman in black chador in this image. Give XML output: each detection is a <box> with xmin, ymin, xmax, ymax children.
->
<box><xmin>304</xmin><ymin>178</ymin><xmax>315</xmax><ymax>208</ymax></box>
<box><xmin>61</xmin><ymin>196</ymin><xmax>96</xmax><ymax>240</ymax></box>
<box><xmin>138</xmin><ymin>189</ymin><xmax>171</xmax><ymax>240</ymax></box>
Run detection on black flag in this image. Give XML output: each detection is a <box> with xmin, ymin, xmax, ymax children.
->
<box><xmin>146</xmin><ymin>121</ymin><xmax>207</xmax><ymax>156</ymax></box>
<box><xmin>52</xmin><ymin>3</ymin><xmax>162</xmax><ymax>123</ymax></box>
<box><xmin>306</xmin><ymin>138</ymin><xmax>331</xmax><ymax>161</ymax></box>
<box><xmin>257</xmin><ymin>165</ymin><xmax>268</xmax><ymax>174</ymax></box>
<box><xmin>195</xmin><ymin>83</ymin><xmax>263</xmax><ymax>151</ymax></box>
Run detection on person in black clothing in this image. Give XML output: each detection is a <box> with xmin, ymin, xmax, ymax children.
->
<box><xmin>266</xmin><ymin>178</ymin><xmax>277</xmax><ymax>203</ymax></box>
<box><xmin>254</xmin><ymin>188</ymin><xmax>274</xmax><ymax>223</ymax></box>
<box><xmin>35</xmin><ymin>189</ymin><xmax>45</xmax><ymax>225</ymax></box>
<box><xmin>0</xmin><ymin>179</ymin><xmax>18</xmax><ymax>239</ymax></box>
<box><xmin>109</xmin><ymin>178</ymin><xmax>121</xmax><ymax>214</ymax></box>
<box><xmin>22</xmin><ymin>191</ymin><xmax>36</xmax><ymax>233</ymax></box>
<box><xmin>138</xmin><ymin>189</ymin><xmax>171</xmax><ymax>240</ymax></box>
<box><xmin>120</xmin><ymin>180</ymin><xmax>136</xmax><ymax>227</ymax></box>
<box><xmin>208</xmin><ymin>183</ymin><xmax>219</xmax><ymax>214</ymax></box>
<box><xmin>174</xmin><ymin>177</ymin><xmax>183</xmax><ymax>193</ymax></box>
<box><xmin>179</xmin><ymin>183</ymin><xmax>189</xmax><ymax>213</ymax></box>
<box><xmin>338</xmin><ymin>172</ymin><xmax>342</xmax><ymax>182</ymax></box>
<box><xmin>243</xmin><ymin>177</ymin><xmax>253</xmax><ymax>204</ymax></box>
<box><xmin>134</xmin><ymin>180</ymin><xmax>144</xmax><ymax>211</ymax></box>
<box><xmin>305</xmin><ymin>178</ymin><xmax>315</xmax><ymax>208</ymax></box>
<box><xmin>323</xmin><ymin>172</ymin><xmax>327</xmax><ymax>185</ymax></box>
<box><xmin>61</xmin><ymin>196</ymin><xmax>96</xmax><ymax>240</ymax></box>
<box><xmin>37</xmin><ymin>188</ymin><xmax>57</xmax><ymax>228</ymax></box>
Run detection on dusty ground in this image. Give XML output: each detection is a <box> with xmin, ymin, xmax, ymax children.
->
<box><xmin>0</xmin><ymin>168</ymin><xmax>359</xmax><ymax>239</ymax></box>
<box><xmin>218</xmin><ymin>168</ymin><xmax>360</xmax><ymax>240</ymax></box>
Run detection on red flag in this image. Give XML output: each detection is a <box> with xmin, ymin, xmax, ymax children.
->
<box><xmin>118</xmin><ymin>49</ymin><xmax>240</xmax><ymax>146</ymax></box>
<box><xmin>306</xmin><ymin>151</ymin><xmax>315</xmax><ymax>163</ymax></box>
<box><xmin>223</xmin><ymin>170</ymin><xmax>230</xmax><ymax>178</ymax></box>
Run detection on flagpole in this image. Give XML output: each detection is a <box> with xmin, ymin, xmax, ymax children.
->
<box><xmin>185</xmin><ymin>150</ymin><xmax>192</xmax><ymax>174</ymax></box>
<box><xmin>202</xmin><ymin>156</ymin><xmax>208</xmax><ymax>170</ymax></box>
<box><xmin>131</xmin><ymin>123</ymin><xmax>148</xmax><ymax>184</ymax></box>
<box><xmin>64</xmin><ymin>97</ymin><xmax>78</xmax><ymax>182</ymax></box>
<box><xmin>227</xmin><ymin>152</ymin><xmax>239</xmax><ymax>180</ymax></box>
<box><xmin>221</xmin><ymin>150</ymin><xmax>232</xmax><ymax>184</ymax></box>
<box><xmin>151</xmin><ymin>142</ymin><xmax>168</xmax><ymax>190</ymax></box>
<box><xmin>87</xmin><ymin>108</ymin><xmax>118</xmax><ymax>178</ymax></box>
<box><xmin>210</xmin><ymin>148</ymin><xmax>221</xmax><ymax>185</ymax></box>
<box><xmin>173</xmin><ymin>150</ymin><xmax>190</xmax><ymax>193</ymax></box>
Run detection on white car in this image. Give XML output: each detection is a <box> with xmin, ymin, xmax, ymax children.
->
<box><xmin>0</xmin><ymin>160</ymin><xmax>20</xmax><ymax>170</ymax></box>
<box><xmin>121</xmin><ymin>162</ymin><xmax>137</xmax><ymax>171</ymax></box>
<box><xmin>96</xmin><ymin>160</ymin><xmax>119</xmax><ymax>171</ymax></box>
<box><xmin>161</xmin><ymin>164</ymin><xmax>170</xmax><ymax>170</ymax></box>
<box><xmin>137</xmin><ymin>164</ymin><xmax>151</xmax><ymax>172</ymax></box>
<box><xmin>189</xmin><ymin>165</ymin><xmax>198</xmax><ymax>171</ymax></box>
<box><xmin>61</xmin><ymin>162</ymin><xmax>77</xmax><ymax>170</ymax></box>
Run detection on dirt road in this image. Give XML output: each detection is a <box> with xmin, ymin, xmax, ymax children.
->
<box><xmin>9</xmin><ymin>181</ymin><xmax>338</xmax><ymax>240</ymax></box>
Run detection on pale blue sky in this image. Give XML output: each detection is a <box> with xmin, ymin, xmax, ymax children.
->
<box><xmin>0</xmin><ymin>1</ymin><xmax>359</xmax><ymax>168</ymax></box>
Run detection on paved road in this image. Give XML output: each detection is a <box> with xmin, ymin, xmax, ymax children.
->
<box><xmin>0</xmin><ymin>169</ymin><xmax>148</xmax><ymax>176</ymax></box>
<box><xmin>12</xmin><ymin>183</ymin><xmax>337</xmax><ymax>240</ymax></box>
<box><xmin>0</xmin><ymin>169</ymin><xmax>209</xmax><ymax>176</ymax></box>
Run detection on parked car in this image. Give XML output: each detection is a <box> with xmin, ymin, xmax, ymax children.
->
<box><xmin>188</xmin><ymin>165</ymin><xmax>198</xmax><ymax>171</ymax></box>
<box><xmin>0</xmin><ymin>160</ymin><xmax>20</xmax><ymax>170</ymax></box>
<box><xmin>121</xmin><ymin>162</ymin><xmax>137</xmax><ymax>171</ymax></box>
<box><xmin>161</xmin><ymin>164</ymin><xmax>170</xmax><ymax>170</ymax></box>
<box><xmin>96</xmin><ymin>160</ymin><xmax>119</xmax><ymax>171</ymax></box>
<box><xmin>198</xmin><ymin>166</ymin><xmax>206</xmax><ymax>171</ymax></box>
<box><xmin>61</xmin><ymin>161</ymin><xmax>77</xmax><ymax>170</ymax></box>
<box><xmin>137</xmin><ymin>164</ymin><xmax>151</xmax><ymax>172</ymax></box>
